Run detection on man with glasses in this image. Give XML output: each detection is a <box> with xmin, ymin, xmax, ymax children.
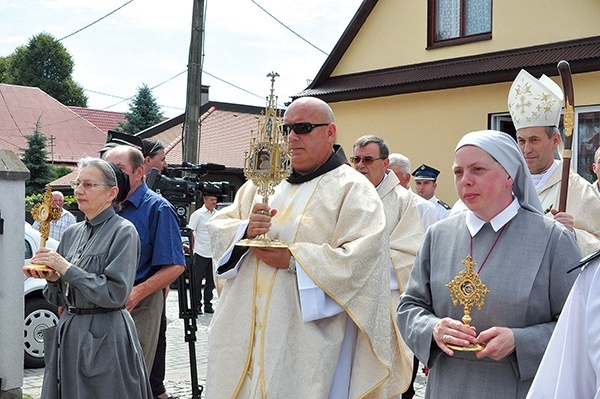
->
<box><xmin>351</xmin><ymin>135</ymin><xmax>423</xmax><ymax>293</ymax></box>
<box><xmin>103</xmin><ymin>145</ymin><xmax>185</xmax><ymax>393</ymax></box>
<box><xmin>205</xmin><ymin>97</ymin><xmax>411</xmax><ymax>398</ymax></box>
<box><xmin>352</xmin><ymin>135</ymin><xmax>424</xmax><ymax>399</ymax></box>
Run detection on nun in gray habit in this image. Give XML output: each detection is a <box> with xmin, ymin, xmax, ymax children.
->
<box><xmin>26</xmin><ymin>157</ymin><xmax>151</xmax><ymax>398</ymax></box>
<box><xmin>397</xmin><ymin>130</ymin><xmax>582</xmax><ymax>399</ymax></box>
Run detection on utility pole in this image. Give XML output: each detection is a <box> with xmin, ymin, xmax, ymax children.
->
<box><xmin>49</xmin><ymin>135</ymin><xmax>55</xmax><ymax>165</ymax></box>
<box><xmin>182</xmin><ymin>0</ymin><xmax>204</xmax><ymax>164</ymax></box>
<box><xmin>180</xmin><ymin>2</ymin><xmax>205</xmax><ymax>399</ymax></box>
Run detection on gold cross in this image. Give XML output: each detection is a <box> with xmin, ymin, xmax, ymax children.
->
<box><xmin>447</xmin><ymin>254</ymin><xmax>490</xmax><ymax>327</ymax></box>
<box><xmin>515</xmin><ymin>94</ymin><xmax>532</xmax><ymax>115</ymax></box>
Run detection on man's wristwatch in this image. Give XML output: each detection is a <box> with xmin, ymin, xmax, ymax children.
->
<box><xmin>287</xmin><ymin>255</ymin><xmax>297</xmax><ymax>274</ymax></box>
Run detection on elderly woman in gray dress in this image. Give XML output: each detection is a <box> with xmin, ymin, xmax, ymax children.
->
<box><xmin>24</xmin><ymin>157</ymin><xmax>151</xmax><ymax>398</ymax></box>
<box><xmin>397</xmin><ymin>130</ymin><xmax>582</xmax><ymax>399</ymax></box>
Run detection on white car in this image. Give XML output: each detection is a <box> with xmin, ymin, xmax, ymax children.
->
<box><xmin>23</xmin><ymin>223</ymin><xmax>60</xmax><ymax>368</ymax></box>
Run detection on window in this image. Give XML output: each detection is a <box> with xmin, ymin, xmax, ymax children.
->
<box><xmin>428</xmin><ymin>0</ymin><xmax>492</xmax><ymax>48</ymax></box>
<box><xmin>491</xmin><ymin>106</ymin><xmax>600</xmax><ymax>183</ymax></box>
<box><xmin>25</xmin><ymin>239</ymin><xmax>33</xmax><ymax>260</ymax></box>
<box><xmin>574</xmin><ymin>107</ymin><xmax>600</xmax><ymax>183</ymax></box>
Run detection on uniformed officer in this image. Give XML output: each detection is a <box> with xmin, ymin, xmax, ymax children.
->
<box><xmin>412</xmin><ymin>164</ymin><xmax>451</xmax><ymax>221</ymax></box>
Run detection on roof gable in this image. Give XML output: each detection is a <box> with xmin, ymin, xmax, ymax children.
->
<box><xmin>309</xmin><ymin>0</ymin><xmax>378</xmax><ymax>89</ymax></box>
<box><xmin>0</xmin><ymin>84</ymin><xmax>107</xmax><ymax>163</ymax></box>
<box><xmin>301</xmin><ymin>1</ymin><xmax>600</xmax><ymax>103</ymax></box>
<box><xmin>135</xmin><ymin>101</ymin><xmax>267</xmax><ymax>168</ymax></box>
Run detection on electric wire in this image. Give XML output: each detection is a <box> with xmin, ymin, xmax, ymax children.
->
<box><xmin>251</xmin><ymin>0</ymin><xmax>329</xmax><ymax>56</ymax></box>
<box><xmin>100</xmin><ymin>70</ymin><xmax>188</xmax><ymax>111</ymax></box>
<box><xmin>58</xmin><ymin>1</ymin><xmax>134</xmax><ymax>41</ymax></box>
<box><xmin>41</xmin><ymin>0</ymin><xmax>286</xmax><ymax>112</ymax></box>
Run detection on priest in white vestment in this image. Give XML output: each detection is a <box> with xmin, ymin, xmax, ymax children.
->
<box><xmin>206</xmin><ymin>97</ymin><xmax>410</xmax><ymax>398</ymax></box>
<box><xmin>351</xmin><ymin>136</ymin><xmax>424</xmax><ymax>294</ymax></box>
<box><xmin>508</xmin><ymin>69</ymin><xmax>600</xmax><ymax>256</ymax></box>
<box><xmin>352</xmin><ymin>136</ymin><xmax>424</xmax><ymax>399</ymax></box>
<box><xmin>526</xmin><ymin>250</ymin><xmax>600</xmax><ymax>398</ymax></box>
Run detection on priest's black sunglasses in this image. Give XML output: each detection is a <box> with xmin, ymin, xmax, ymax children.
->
<box><xmin>280</xmin><ymin>122</ymin><xmax>329</xmax><ymax>135</ymax></box>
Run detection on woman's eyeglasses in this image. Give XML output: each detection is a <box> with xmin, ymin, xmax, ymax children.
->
<box><xmin>349</xmin><ymin>156</ymin><xmax>383</xmax><ymax>166</ymax></box>
<box><xmin>70</xmin><ymin>181</ymin><xmax>109</xmax><ymax>190</ymax></box>
<box><xmin>280</xmin><ymin>122</ymin><xmax>329</xmax><ymax>135</ymax></box>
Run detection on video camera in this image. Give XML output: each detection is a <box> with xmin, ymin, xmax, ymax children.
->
<box><xmin>146</xmin><ymin>162</ymin><xmax>228</xmax><ymax>227</ymax></box>
<box><xmin>146</xmin><ymin>162</ymin><xmax>228</xmax><ymax>399</ymax></box>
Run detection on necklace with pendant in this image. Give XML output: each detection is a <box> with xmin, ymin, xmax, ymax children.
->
<box><xmin>446</xmin><ymin>225</ymin><xmax>506</xmax><ymax>350</ymax></box>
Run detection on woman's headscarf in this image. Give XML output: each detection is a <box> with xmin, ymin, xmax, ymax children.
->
<box><xmin>455</xmin><ymin>130</ymin><xmax>543</xmax><ymax>215</ymax></box>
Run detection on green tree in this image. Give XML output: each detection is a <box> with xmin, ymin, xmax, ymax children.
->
<box><xmin>0</xmin><ymin>56</ymin><xmax>9</xmax><ymax>81</ymax></box>
<box><xmin>2</xmin><ymin>33</ymin><xmax>87</xmax><ymax>107</ymax></box>
<box><xmin>118</xmin><ymin>84</ymin><xmax>163</xmax><ymax>134</ymax></box>
<box><xmin>21</xmin><ymin>119</ymin><xmax>53</xmax><ymax>196</ymax></box>
<box><xmin>50</xmin><ymin>165</ymin><xmax>73</xmax><ymax>180</ymax></box>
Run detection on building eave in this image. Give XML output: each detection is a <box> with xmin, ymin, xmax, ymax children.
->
<box><xmin>296</xmin><ymin>36</ymin><xmax>600</xmax><ymax>103</ymax></box>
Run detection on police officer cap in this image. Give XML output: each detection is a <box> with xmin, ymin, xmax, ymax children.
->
<box><xmin>412</xmin><ymin>164</ymin><xmax>440</xmax><ymax>181</ymax></box>
<box><xmin>99</xmin><ymin>130</ymin><xmax>143</xmax><ymax>156</ymax></box>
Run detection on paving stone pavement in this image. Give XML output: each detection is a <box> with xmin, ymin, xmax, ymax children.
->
<box><xmin>22</xmin><ymin>291</ymin><xmax>427</xmax><ymax>398</ymax></box>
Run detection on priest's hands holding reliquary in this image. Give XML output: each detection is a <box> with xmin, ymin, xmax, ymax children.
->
<box><xmin>247</xmin><ymin>203</ymin><xmax>293</xmax><ymax>270</ymax></box>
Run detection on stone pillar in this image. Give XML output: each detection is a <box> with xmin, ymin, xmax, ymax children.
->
<box><xmin>0</xmin><ymin>150</ymin><xmax>29</xmax><ymax>399</ymax></box>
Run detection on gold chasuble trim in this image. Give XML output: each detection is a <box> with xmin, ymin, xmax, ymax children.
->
<box><xmin>282</xmin><ymin>175</ymin><xmax>396</xmax><ymax>397</ymax></box>
<box><xmin>276</xmin><ymin>175</ymin><xmax>391</xmax><ymax>396</ymax></box>
<box><xmin>232</xmin><ymin>256</ymin><xmax>260</xmax><ymax>398</ymax></box>
<box><xmin>259</xmin><ymin>265</ymin><xmax>279</xmax><ymax>396</ymax></box>
<box><xmin>235</xmin><ymin>256</ymin><xmax>281</xmax><ymax>398</ymax></box>
<box><xmin>296</xmin><ymin>258</ymin><xmax>391</xmax><ymax>398</ymax></box>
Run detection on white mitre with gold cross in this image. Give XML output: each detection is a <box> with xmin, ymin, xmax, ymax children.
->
<box><xmin>508</xmin><ymin>69</ymin><xmax>564</xmax><ymax>130</ymax></box>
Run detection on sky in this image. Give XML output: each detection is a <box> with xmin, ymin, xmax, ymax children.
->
<box><xmin>0</xmin><ymin>0</ymin><xmax>364</xmax><ymax>117</ymax></box>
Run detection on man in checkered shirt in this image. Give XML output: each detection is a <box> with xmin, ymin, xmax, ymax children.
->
<box><xmin>33</xmin><ymin>191</ymin><xmax>76</xmax><ymax>241</ymax></box>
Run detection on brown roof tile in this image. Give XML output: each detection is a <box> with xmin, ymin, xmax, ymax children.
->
<box><xmin>136</xmin><ymin>102</ymin><xmax>264</xmax><ymax>168</ymax></box>
<box><xmin>0</xmin><ymin>84</ymin><xmax>107</xmax><ymax>164</ymax></box>
<box><xmin>68</xmin><ymin>106</ymin><xmax>127</xmax><ymax>134</ymax></box>
<box><xmin>52</xmin><ymin>170</ymin><xmax>77</xmax><ymax>187</ymax></box>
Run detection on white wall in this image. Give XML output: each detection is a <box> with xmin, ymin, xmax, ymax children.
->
<box><xmin>0</xmin><ymin>150</ymin><xmax>29</xmax><ymax>398</ymax></box>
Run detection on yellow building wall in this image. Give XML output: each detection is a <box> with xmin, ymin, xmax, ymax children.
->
<box><xmin>335</xmin><ymin>0</ymin><xmax>600</xmax><ymax>75</ymax></box>
<box><xmin>333</xmin><ymin>71</ymin><xmax>600</xmax><ymax>203</ymax></box>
